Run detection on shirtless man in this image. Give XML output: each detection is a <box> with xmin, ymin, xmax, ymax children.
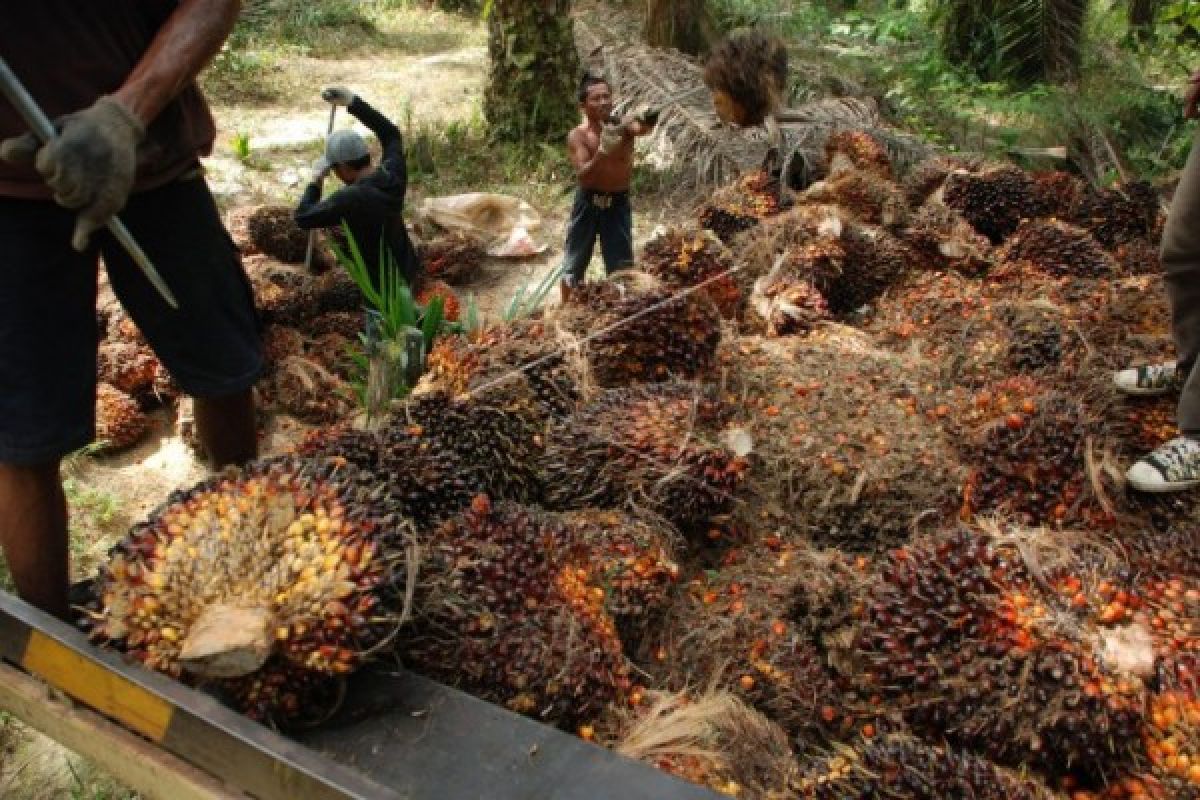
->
<box><xmin>560</xmin><ymin>73</ymin><xmax>658</xmax><ymax>302</ymax></box>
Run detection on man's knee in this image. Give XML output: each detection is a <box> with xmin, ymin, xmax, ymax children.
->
<box><xmin>0</xmin><ymin>459</ymin><xmax>62</xmax><ymax>486</ymax></box>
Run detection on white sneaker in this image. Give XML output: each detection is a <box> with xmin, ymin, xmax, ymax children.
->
<box><xmin>1127</xmin><ymin>436</ymin><xmax>1200</xmax><ymax>492</ymax></box>
<box><xmin>1113</xmin><ymin>361</ymin><xmax>1181</xmax><ymax>396</ymax></box>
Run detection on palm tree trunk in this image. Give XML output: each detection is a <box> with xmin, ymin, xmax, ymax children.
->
<box><xmin>485</xmin><ymin>0</ymin><xmax>580</xmax><ymax>141</ymax></box>
<box><xmin>644</xmin><ymin>0</ymin><xmax>718</xmax><ymax>56</ymax></box>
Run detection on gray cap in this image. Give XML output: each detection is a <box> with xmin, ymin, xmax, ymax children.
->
<box><xmin>325</xmin><ymin>129</ymin><xmax>369</xmax><ymax>165</ymax></box>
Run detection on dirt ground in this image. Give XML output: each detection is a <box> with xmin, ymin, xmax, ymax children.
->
<box><xmin>0</xmin><ymin>7</ymin><xmax>696</xmax><ymax>798</ymax></box>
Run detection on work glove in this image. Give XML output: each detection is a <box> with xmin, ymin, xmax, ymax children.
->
<box><xmin>321</xmin><ymin>86</ymin><xmax>356</xmax><ymax>107</ymax></box>
<box><xmin>634</xmin><ymin>105</ymin><xmax>661</xmax><ymax>128</ymax></box>
<box><xmin>310</xmin><ymin>155</ymin><xmax>331</xmax><ymax>183</ymax></box>
<box><xmin>0</xmin><ymin>96</ymin><xmax>145</xmax><ymax>251</ymax></box>
<box><xmin>597</xmin><ymin>122</ymin><xmax>625</xmax><ymax>156</ymax></box>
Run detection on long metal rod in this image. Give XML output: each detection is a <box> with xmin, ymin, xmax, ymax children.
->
<box><xmin>0</xmin><ymin>57</ymin><xmax>179</xmax><ymax>309</ymax></box>
<box><xmin>304</xmin><ymin>104</ymin><xmax>338</xmax><ymax>273</ymax></box>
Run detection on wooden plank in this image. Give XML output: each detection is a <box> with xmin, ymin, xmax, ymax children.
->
<box><xmin>0</xmin><ymin>662</ymin><xmax>246</xmax><ymax>800</ymax></box>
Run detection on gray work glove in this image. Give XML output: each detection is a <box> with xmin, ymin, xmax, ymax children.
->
<box><xmin>321</xmin><ymin>86</ymin><xmax>356</xmax><ymax>107</ymax></box>
<box><xmin>0</xmin><ymin>96</ymin><xmax>145</xmax><ymax>251</ymax></box>
<box><xmin>310</xmin><ymin>155</ymin><xmax>331</xmax><ymax>183</ymax></box>
<box><xmin>597</xmin><ymin>122</ymin><xmax>625</xmax><ymax>156</ymax></box>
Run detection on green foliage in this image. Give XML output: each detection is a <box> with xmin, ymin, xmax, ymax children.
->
<box><xmin>232</xmin><ymin>131</ymin><xmax>253</xmax><ymax>163</ymax></box>
<box><xmin>504</xmin><ymin>264</ymin><xmax>564</xmax><ymax>321</ymax></box>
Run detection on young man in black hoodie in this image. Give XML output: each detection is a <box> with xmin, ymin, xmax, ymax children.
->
<box><xmin>294</xmin><ymin>86</ymin><xmax>422</xmax><ymax>292</ymax></box>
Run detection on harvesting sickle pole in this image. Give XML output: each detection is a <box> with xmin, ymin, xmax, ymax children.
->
<box><xmin>0</xmin><ymin>56</ymin><xmax>179</xmax><ymax>310</ymax></box>
<box><xmin>304</xmin><ymin>102</ymin><xmax>338</xmax><ymax>272</ymax></box>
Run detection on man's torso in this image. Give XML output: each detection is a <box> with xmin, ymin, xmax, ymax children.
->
<box><xmin>0</xmin><ymin>1</ymin><xmax>216</xmax><ymax>199</ymax></box>
<box><xmin>574</xmin><ymin>123</ymin><xmax>634</xmax><ymax>194</ymax></box>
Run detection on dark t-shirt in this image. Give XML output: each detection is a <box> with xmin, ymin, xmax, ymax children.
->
<box><xmin>0</xmin><ymin>1</ymin><xmax>217</xmax><ymax>199</ymax></box>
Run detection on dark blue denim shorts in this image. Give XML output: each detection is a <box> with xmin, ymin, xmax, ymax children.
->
<box><xmin>561</xmin><ymin>188</ymin><xmax>634</xmax><ymax>286</ymax></box>
<box><xmin>0</xmin><ymin>174</ymin><xmax>263</xmax><ymax>464</ymax></box>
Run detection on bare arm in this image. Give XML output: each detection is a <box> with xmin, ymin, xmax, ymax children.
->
<box><xmin>568</xmin><ymin>125</ymin><xmax>636</xmax><ymax>180</ymax></box>
<box><xmin>113</xmin><ymin>0</ymin><xmax>242</xmax><ymax>126</ymax></box>
<box><xmin>1186</xmin><ymin>68</ymin><xmax>1200</xmax><ymax>120</ymax></box>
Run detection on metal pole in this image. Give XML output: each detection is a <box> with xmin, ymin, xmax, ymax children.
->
<box><xmin>304</xmin><ymin>104</ymin><xmax>338</xmax><ymax>273</ymax></box>
<box><xmin>0</xmin><ymin>57</ymin><xmax>179</xmax><ymax>310</ymax></box>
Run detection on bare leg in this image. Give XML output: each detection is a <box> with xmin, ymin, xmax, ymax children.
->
<box><xmin>193</xmin><ymin>389</ymin><xmax>257</xmax><ymax>468</ymax></box>
<box><xmin>0</xmin><ymin>461</ymin><xmax>69</xmax><ymax>620</ymax></box>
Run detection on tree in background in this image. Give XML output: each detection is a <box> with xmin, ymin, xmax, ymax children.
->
<box><xmin>937</xmin><ymin>0</ymin><xmax>1087</xmax><ymax>83</ymax></box>
<box><xmin>644</xmin><ymin>0</ymin><xmax>719</xmax><ymax>56</ymax></box>
<box><xmin>485</xmin><ymin>0</ymin><xmax>580</xmax><ymax>141</ymax></box>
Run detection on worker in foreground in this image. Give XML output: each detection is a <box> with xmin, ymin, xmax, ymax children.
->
<box><xmin>0</xmin><ymin>1</ymin><xmax>264</xmax><ymax>619</ymax></box>
<box><xmin>560</xmin><ymin>73</ymin><xmax>659</xmax><ymax>303</ymax></box>
<box><xmin>294</xmin><ymin>87</ymin><xmax>423</xmax><ymax>293</ymax></box>
<box><xmin>1114</xmin><ymin>67</ymin><xmax>1200</xmax><ymax>492</ymax></box>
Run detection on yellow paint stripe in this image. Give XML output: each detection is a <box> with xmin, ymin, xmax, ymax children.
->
<box><xmin>22</xmin><ymin>631</ymin><xmax>172</xmax><ymax>742</ymax></box>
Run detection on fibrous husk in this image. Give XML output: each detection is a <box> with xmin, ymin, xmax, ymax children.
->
<box><xmin>942</xmin><ymin>166</ymin><xmax>1046</xmax><ymax>244</ymax></box>
<box><xmin>842</xmin><ymin>525</ymin><xmax>1150</xmax><ymax>781</ymax></box>
<box><xmin>901</xmin><ymin>200</ymin><xmax>992</xmax><ymax>275</ymax></box>
<box><xmin>314</xmin><ymin>269</ymin><xmax>364</xmax><ymax>314</ymax></box>
<box><xmin>702</xmin><ymin>29</ymin><xmax>787</xmax><ymax>127</ymax></box>
<box><xmin>736</xmin><ymin>204</ymin><xmax>914</xmax><ymax>315</ymax></box>
<box><xmin>420</xmin><ymin>319</ymin><xmax>584</xmax><ymax>423</ymax></box>
<box><xmin>95</xmin><ymin>383</ymin><xmax>149</xmax><ymax>452</ymax></box>
<box><xmin>541</xmin><ymin>382</ymin><xmax>747</xmax><ymax>533</ymax></box>
<box><xmin>901</xmin><ymin>154</ymin><xmax>985</xmax><ymax>208</ymax></box>
<box><xmin>798</xmin><ymin>730</ymin><xmax>1062</xmax><ymax>798</ymax></box>
<box><xmin>996</xmin><ymin>218</ymin><xmax>1118</xmax><ymax>279</ymax></box>
<box><xmin>824</xmin><ymin>130</ymin><xmax>894</xmax><ymax>180</ymax></box>
<box><xmin>747</xmin><ymin>269</ymin><xmax>831</xmax><ymax>337</ymax></box>
<box><xmin>639</xmin><ymin>226</ymin><xmax>743</xmax><ymax>319</ymax></box>
<box><xmin>403</xmin><ymin>497</ymin><xmax>632</xmax><ymax>728</ymax></box>
<box><xmin>82</xmin><ymin>456</ymin><xmax>413</xmax><ymax>724</ymax></box>
<box><xmin>97</xmin><ymin>340</ymin><xmax>160</xmax><ymax>399</ymax></box>
<box><xmin>644</xmin><ymin>543</ymin><xmax>852</xmax><ymax>748</ymax></box>
<box><xmin>800</xmin><ymin>168</ymin><xmax>909</xmax><ymax>229</ymax></box>
<box><xmin>419</xmin><ymin>231</ymin><xmax>487</xmax><ymax>285</ymax></box>
<box><xmin>261</xmin><ymin>325</ymin><xmax>306</xmax><ymax>368</ymax></box>
<box><xmin>105</xmin><ymin>309</ymin><xmax>147</xmax><ymax>348</ymax></box>
<box><xmin>301</xmin><ymin>311</ymin><xmax>364</xmax><ymax>341</ymax></box>
<box><xmin>602</xmin><ymin>687</ymin><xmax>799</xmax><ymax>800</ymax></box>
<box><xmin>262</xmin><ymin>355</ymin><xmax>353</xmax><ymax>425</ymax></box>
<box><xmin>553</xmin><ymin>272</ymin><xmax>722</xmax><ymax>388</ymax></box>
<box><xmin>1070</xmin><ymin>181</ymin><xmax>1163</xmax><ymax>250</ymax></box>
<box><xmin>719</xmin><ymin>332</ymin><xmax>963</xmax><ymax>553</ymax></box>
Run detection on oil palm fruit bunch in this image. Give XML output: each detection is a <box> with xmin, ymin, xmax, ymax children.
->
<box><xmin>747</xmin><ymin>270</ymin><xmax>831</xmax><ymax>336</ymax></box>
<box><xmin>314</xmin><ymin>268</ymin><xmax>364</xmax><ymax>314</ymax></box>
<box><xmin>648</xmin><ymin>544</ymin><xmax>850</xmax><ymax>747</ymax></box>
<box><xmin>956</xmin><ymin>382</ymin><xmax>1111</xmax><ymax>529</ymax></box>
<box><xmin>849</xmin><ymin>527</ymin><xmax>1149</xmax><ymax>781</ymax></box>
<box><xmin>266</xmin><ymin>354</ymin><xmax>353</xmax><ymax>425</ymax></box>
<box><xmin>1032</xmin><ymin>170</ymin><xmax>1086</xmax><ymax>220</ymax></box>
<box><xmin>1002</xmin><ymin>303</ymin><xmax>1069</xmax><ymax>376</ymax></box>
<box><xmin>419</xmin><ymin>231</ymin><xmax>487</xmax><ymax>285</ymax></box>
<box><xmin>800</xmin><ymin>168</ymin><xmax>909</xmax><ymax>229</ymax></box>
<box><xmin>698</xmin><ymin>170</ymin><xmax>782</xmax><ymax>243</ymax></box>
<box><xmin>824</xmin><ymin>130</ymin><xmax>894</xmax><ymax>179</ymax></box>
<box><xmin>901</xmin><ymin>200</ymin><xmax>992</xmax><ymax>275</ymax></box>
<box><xmin>97</xmin><ymin>340</ymin><xmax>160</xmax><ymax>401</ymax></box>
<box><xmin>302</xmin><ymin>311</ymin><xmax>364</xmax><ymax>341</ymax></box>
<box><xmin>105</xmin><ymin>308</ymin><xmax>147</xmax><ymax>347</ymax></box>
<box><xmin>943</xmin><ymin>166</ymin><xmax>1045</xmax><ymax>244</ymax></box>
<box><xmin>306</xmin><ymin>332</ymin><xmax>354</xmax><ymax>381</ymax></box>
<box><xmin>798</xmin><ymin>730</ymin><xmax>1061</xmax><ymax>799</ymax></box>
<box><xmin>556</xmin><ymin>273</ymin><xmax>721</xmax><ymax>388</ymax></box>
<box><xmin>404</xmin><ymin>497</ymin><xmax>631</xmax><ymax>728</ymax></box>
<box><xmin>415</xmin><ymin>279</ymin><xmax>462</xmax><ymax>322</ymax></box>
<box><xmin>603</xmin><ymin>688</ymin><xmax>799</xmax><ymax>800</ymax></box>
<box><xmin>243</xmin><ymin>205</ymin><xmax>310</xmax><ymax>263</ymax></box>
<box><xmin>720</xmin><ymin>333</ymin><xmax>962</xmax><ymax>554</ymax></box>
<box><xmin>422</xmin><ymin>319</ymin><xmax>581</xmax><ymax>423</ymax></box>
<box><xmin>541</xmin><ymin>383</ymin><xmax>747</xmax><ymax>532</ymax></box>
<box><xmin>901</xmin><ymin>154</ymin><xmax>984</xmax><ymax>208</ymax></box>
<box><xmin>1071</xmin><ymin>181</ymin><xmax>1162</xmax><ymax>250</ymax></box>
<box><xmin>702</xmin><ymin>30</ymin><xmax>788</xmax><ymax>127</ymax></box>
<box><xmin>554</xmin><ymin>509</ymin><xmax>680</xmax><ymax>641</ymax></box>
<box><xmin>95</xmin><ymin>383</ymin><xmax>149</xmax><ymax>452</ymax></box>
<box><xmin>997</xmin><ymin>219</ymin><xmax>1117</xmax><ymax>279</ymax></box>
<box><xmin>261</xmin><ymin>325</ymin><xmax>306</xmax><ymax>367</ymax></box>
<box><xmin>639</xmin><ymin>227</ymin><xmax>743</xmax><ymax>319</ymax></box>
<box><xmin>83</xmin><ymin>456</ymin><xmax>410</xmax><ymax>723</ymax></box>
<box><xmin>248</xmin><ymin>259</ymin><xmax>319</xmax><ymax>326</ymax></box>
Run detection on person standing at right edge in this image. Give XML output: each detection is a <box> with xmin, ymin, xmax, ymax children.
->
<box><xmin>1117</xmin><ymin>68</ymin><xmax>1200</xmax><ymax>492</ymax></box>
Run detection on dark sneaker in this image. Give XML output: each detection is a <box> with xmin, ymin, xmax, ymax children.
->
<box><xmin>1127</xmin><ymin>436</ymin><xmax>1200</xmax><ymax>492</ymax></box>
<box><xmin>1113</xmin><ymin>361</ymin><xmax>1181</xmax><ymax>396</ymax></box>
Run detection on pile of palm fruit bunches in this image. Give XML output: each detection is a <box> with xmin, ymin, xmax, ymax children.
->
<box><xmin>82</xmin><ymin>124</ymin><xmax>1200</xmax><ymax>799</ymax></box>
